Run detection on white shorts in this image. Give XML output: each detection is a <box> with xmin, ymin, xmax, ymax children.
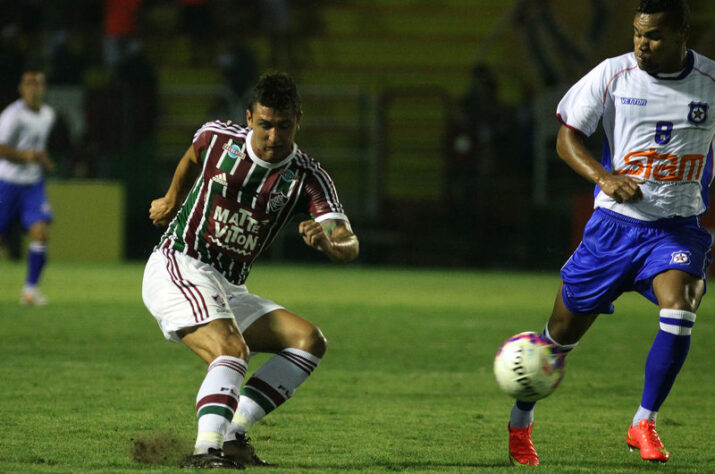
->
<box><xmin>142</xmin><ymin>248</ymin><xmax>283</xmax><ymax>342</ymax></box>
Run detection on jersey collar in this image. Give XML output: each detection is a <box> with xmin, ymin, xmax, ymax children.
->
<box><xmin>19</xmin><ymin>98</ymin><xmax>44</xmax><ymax>114</ymax></box>
<box><xmin>245</xmin><ymin>130</ymin><xmax>297</xmax><ymax>169</ymax></box>
<box><xmin>648</xmin><ymin>50</ymin><xmax>694</xmax><ymax>80</ymax></box>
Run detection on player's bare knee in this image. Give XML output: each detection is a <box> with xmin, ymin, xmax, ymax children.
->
<box><xmin>659</xmin><ymin>290</ymin><xmax>702</xmax><ymax>313</ymax></box>
<box><xmin>660</xmin><ymin>300</ymin><xmax>698</xmax><ymax>313</ymax></box>
<box><xmin>219</xmin><ymin>336</ymin><xmax>250</xmax><ymax>360</ymax></box>
<box><xmin>298</xmin><ymin>326</ymin><xmax>327</xmax><ymax>358</ymax></box>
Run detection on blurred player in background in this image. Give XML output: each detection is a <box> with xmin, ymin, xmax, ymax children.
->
<box><xmin>0</xmin><ymin>66</ymin><xmax>56</xmax><ymax>305</ymax></box>
<box><xmin>508</xmin><ymin>0</ymin><xmax>713</xmax><ymax>466</ymax></box>
<box><xmin>143</xmin><ymin>72</ymin><xmax>359</xmax><ymax>469</ymax></box>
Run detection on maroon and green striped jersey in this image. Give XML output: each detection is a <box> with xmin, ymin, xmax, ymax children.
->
<box><xmin>158</xmin><ymin>120</ymin><xmax>349</xmax><ymax>284</ymax></box>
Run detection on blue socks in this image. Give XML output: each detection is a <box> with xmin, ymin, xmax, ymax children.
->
<box><xmin>510</xmin><ymin>310</ymin><xmax>696</xmax><ymax>429</ymax></box>
<box><xmin>26</xmin><ymin>241</ymin><xmax>47</xmax><ymax>287</ymax></box>
<box><xmin>634</xmin><ymin>309</ymin><xmax>695</xmax><ymax>425</ymax></box>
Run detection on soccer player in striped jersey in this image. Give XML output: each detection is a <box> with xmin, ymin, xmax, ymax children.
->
<box><xmin>508</xmin><ymin>0</ymin><xmax>713</xmax><ymax>466</ymax></box>
<box><xmin>142</xmin><ymin>73</ymin><xmax>359</xmax><ymax>469</ymax></box>
<box><xmin>0</xmin><ymin>67</ymin><xmax>56</xmax><ymax>306</ymax></box>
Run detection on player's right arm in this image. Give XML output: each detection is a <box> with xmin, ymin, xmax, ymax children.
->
<box><xmin>556</xmin><ymin>125</ymin><xmax>643</xmax><ymax>204</ymax></box>
<box><xmin>298</xmin><ymin>218</ymin><xmax>359</xmax><ymax>263</ymax></box>
<box><xmin>0</xmin><ymin>143</ymin><xmax>37</xmax><ymax>162</ymax></box>
<box><xmin>150</xmin><ymin>145</ymin><xmax>201</xmax><ymax>227</ymax></box>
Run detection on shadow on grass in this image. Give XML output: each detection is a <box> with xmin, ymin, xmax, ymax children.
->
<box><xmin>282</xmin><ymin>460</ymin><xmax>509</xmax><ymax>470</ymax></box>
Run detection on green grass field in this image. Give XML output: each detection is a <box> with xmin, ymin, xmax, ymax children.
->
<box><xmin>0</xmin><ymin>260</ymin><xmax>713</xmax><ymax>472</ymax></box>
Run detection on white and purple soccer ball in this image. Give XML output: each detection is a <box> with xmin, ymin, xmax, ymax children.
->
<box><xmin>493</xmin><ymin>332</ymin><xmax>565</xmax><ymax>402</ymax></box>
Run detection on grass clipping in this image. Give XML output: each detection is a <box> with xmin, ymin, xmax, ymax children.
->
<box><xmin>131</xmin><ymin>433</ymin><xmax>190</xmax><ymax>466</ymax></box>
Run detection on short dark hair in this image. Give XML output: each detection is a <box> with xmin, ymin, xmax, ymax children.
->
<box><xmin>248</xmin><ymin>72</ymin><xmax>302</xmax><ymax>117</ymax></box>
<box><xmin>636</xmin><ymin>0</ymin><xmax>690</xmax><ymax>30</ymax></box>
<box><xmin>20</xmin><ymin>59</ymin><xmax>45</xmax><ymax>81</ymax></box>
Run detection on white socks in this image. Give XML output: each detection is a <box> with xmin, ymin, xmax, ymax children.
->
<box><xmin>194</xmin><ymin>356</ymin><xmax>247</xmax><ymax>454</ymax></box>
<box><xmin>226</xmin><ymin>348</ymin><xmax>320</xmax><ymax>439</ymax></box>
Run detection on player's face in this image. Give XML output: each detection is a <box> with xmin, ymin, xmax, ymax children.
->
<box><xmin>19</xmin><ymin>72</ymin><xmax>46</xmax><ymax>111</ymax></box>
<box><xmin>246</xmin><ymin>104</ymin><xmax>301</xmax><ymax>163</ymax></box>
<box><xmin>633</xmin><ymin>13</ymin><xmax>688</xmax><ymax>74</ymax></box>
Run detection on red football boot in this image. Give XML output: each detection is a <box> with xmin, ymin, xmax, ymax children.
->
<box><xmin>509</xmin><ymin>424</ymin><xmax>539</xmax><ymax>466</ymax></box>
<box><xmin>627</xmin><ymin>419</ymin><xmax>670</xmax><ymax>462</ymax></box>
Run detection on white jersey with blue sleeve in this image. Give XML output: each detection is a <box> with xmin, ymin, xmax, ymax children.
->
<box><xmin>0</xmin><ymin>98</ymin><xmax>56</xmax><ymax>184</ymax></box>
<box><xmin>556</xmin><ymin>50</ymin><xmax>715</xmax><ymax>221</ymax></box>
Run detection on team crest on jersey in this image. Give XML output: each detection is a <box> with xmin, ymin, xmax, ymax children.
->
<box><xmin>269</xmin><ymin>190</ymin><xmax>289</xmax><ymax>212</ymax></box>
<box><xmin>687</xmin><ymin>102</ymin><xmax>708</xmax><ymax>125</ymax></box>
<box><xmin>222</xmin><ymin>142</ymin><xmax>245</xmax><ymax>159</ymax></box>
<box><xmin>670</xmin><ymin>251</ymin><xmax>691</xmax><ymax>265</ymax></box>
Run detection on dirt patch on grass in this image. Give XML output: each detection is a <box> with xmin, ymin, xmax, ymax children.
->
<box><xmin>131</xmin><ymin>433</ymin><xmax>189</xmax><ymax>466</ymax></box>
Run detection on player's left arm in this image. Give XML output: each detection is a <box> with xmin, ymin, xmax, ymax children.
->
<box><xmin>0</xmin><ymin>143</ymin><xmax>53</xmax><ymax>171</ymax></box>
<box><xmin>149</xmin><ymin>144</ymin><xmax>201</xmax><ymax>227</ymax></box>
<box><xmin>298</xmin><ymin>218</ymin><xmax>359</xmax><ymax>263</ymax></box>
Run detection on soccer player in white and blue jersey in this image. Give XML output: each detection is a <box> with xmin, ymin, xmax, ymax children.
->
<box><xmin>0</xmin><ymin>68</ymin><xmax>56</xmax><ymax>305</ymax></box>
<box><xmin>508</xmin><ymin>0</ymin><xmax>713</xmax><ymax>465</ymax></box>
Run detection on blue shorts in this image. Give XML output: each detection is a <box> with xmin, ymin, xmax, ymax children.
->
<box><xmin>0</xmin><ymin>179</ymin><xmax>53</xmax><ymax>236</ymax></box>
<box><xmin>561</xmin><ymin>208</ymin><xmax>713</xmax><ymax>315</ymax></box>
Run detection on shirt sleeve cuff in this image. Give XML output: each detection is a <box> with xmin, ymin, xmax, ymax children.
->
<box><xmin>314</xmin><ymin>212</ymin><xmax>349</xmax><ymax>223</ymax></box>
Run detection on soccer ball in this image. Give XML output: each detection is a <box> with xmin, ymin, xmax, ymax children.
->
<box><xmin>493</xmin><ymin>332</ymin><xmax>565</xmax><ymax>402</ymax></box>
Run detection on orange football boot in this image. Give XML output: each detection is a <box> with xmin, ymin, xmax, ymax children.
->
<box><xmin>509</xmin><ymin>424</ymin><xmax>539</xmax><ymax>466</ymax></box>
<box><xmin>627</xmin><ymin>419</ymin><xmax>670</xmax><ymax>462</ymax></box>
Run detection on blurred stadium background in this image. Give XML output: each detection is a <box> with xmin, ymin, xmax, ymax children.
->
<box><xmin>2</xmin><ymin>0</ymin><xmax>713</xmax><ymax>270</ymax></box>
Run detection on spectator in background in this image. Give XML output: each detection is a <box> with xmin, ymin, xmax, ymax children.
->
<box><xmin>102</xmin><ymin>0</ymin><xmax>143</xmax><ymax>73</ymax></box>
<box><xmin>45</xmin><ymin>32</ymin><xmax>87</xmax><ymax>86</ymax></box>
<box><xmin>512</xmin><ymin>0</ymin><xmax>608</xmax><ymax>87</ymax></box>
<box><xmin>90</xmin><ymin>0</ymin><xmax>156</xmax><ymax>162</ymax></box>
<box><xmin>444</xmin><ymin>64</ymin><xmax>515</xmax><ymax>239</ymax></box>
<box><xmin>260</xmin><ymin>0</ymin><xmax>294</xmax><ymax>70</ymax></box>
<box><xmin>115</xmin><ymin>44</ymin><xmax>158</xmax><ymax>143</ymax></box>
<box><xmin>178</xmin><ymin>0</ymin><xmax>214</xmax><ymax>65</ymax></box>
<box><xmin>214</xmin><ymin>39</ymin><xmax>260</xmax><ymax>124</ymax></box>
<box><xmin>43</xmin><ymin>0</ymin><xmax>90</xmax><ymax>86</ymax></box>
<box><xmin>460</xmin><ymin>63</ymin><xmax>504</xmax><ymax>176</ymax></box>
<box><xmin>81</xmin><ymin>40</ymin><xmax>158</xmax><ymax>178</ymax></box>
<box><xmin>15</xmin><ymin>0</ymin><xmax>43</xmax><ymax>53</ymax></box>
<box><xmin>210</xmin><ymin>1</ymin><xmax>260</xmax><ymax>122</ymax></box>
<box><xmin>0</xmin><ymin>26</ymin><xmax>26</xmax><ymax>108</ymax></box>
<box><xmin>444</xmin><ymin>64</ymin><xmax>501</xmax><ymax>220</ymax></box>
<box><xmin>0</xmin><ymin>66</ymin><xmax>56</xmax><ymax>305</ymax></box>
